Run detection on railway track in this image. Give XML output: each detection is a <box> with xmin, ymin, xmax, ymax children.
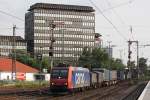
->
<box><xmin>0</xmin><ymin>87</ymin><xmax>54</xmax><ymax>100</ymax></box>
<box><xmin>122</xmin><ymin>82</ymin><xmax>147</xmax><ymax>100</ymax></box>
<box><xmin>0</xmin><ymin>81</ymin><xmax>136</xmax><ymax>100</ymax></box>
<box><xmin>78</xmin><ymin>81</ymin><xmax>130</xmax><ymax>100</ymax></box>
<box><xmin>50</xmin><ymin>81</ymin><xmax>130</xmax><ymax>100</ymax></box>
<box><xmin>0</xmin><ymin>87</ymin><xmax>69</xmax><ymax>100</ymax></box>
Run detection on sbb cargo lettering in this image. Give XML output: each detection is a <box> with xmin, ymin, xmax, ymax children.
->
<box><xmin>75</xmin><ymin>73</ymin><xmax>84</xmax><ymax>85</ymax></box>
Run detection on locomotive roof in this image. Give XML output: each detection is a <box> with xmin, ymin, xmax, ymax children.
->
<box><xmin>52</xmin><ymin>67</ymin><xmax>69</xmax><ymax>70</ymax></box>
<box><xmin>52</xmin><ymin>66</ymin><xmax>89</xmax><ymax>72</ymax></box>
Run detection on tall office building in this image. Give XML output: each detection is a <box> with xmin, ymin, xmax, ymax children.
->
<box><xmin>0</xmin><ymin>36</ymin><xmax>26</xmax><ymax>56</ymax></box>
<box><xmin>25</xmin><ymin>3</ymin><xmax>95</xmax><ymax>64</ymax></box>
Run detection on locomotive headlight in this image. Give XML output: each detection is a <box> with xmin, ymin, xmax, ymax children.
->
<box><xmin>51</xmin><ymin>82</ymin><xmax>55</xmax><ymax>85</ymax></box>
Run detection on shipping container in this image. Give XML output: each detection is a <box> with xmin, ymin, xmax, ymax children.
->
<box><xmin>93</xmin><ymin>68</ymin><xmax>110</xmax><ymax>81</ymax></box>
<box><xmin>131</xmin><ymin>69</ymin><xmax>138</xmax><ymax>79</ymax></box>
<box><xmin>109</xmin><ymin>71</ymin><xmax>112</xmax><ymax>80</ymax></box>
<box><xmin>117</xmin><ymin>70</ymin><xmax>124</xmax><ymax>80</ymax></box>
<box><xmin>90</xmin><ymin>72</ymin><xmax>98</xmax><ymax>87</ymax></box>
<box><xmin>72</xmin><ymin>67</ymin><xmax>90</xmax><ymax>88</ymax></box>
<box><xmin>90</xmin><ymin>72</ymin><xmax>98</xmax><ymax>84</ymax></box>
<box><xmin>94</xmin><ymin>71</ymin><xmax>103</xmax><ymax>84</ymax></box>
<box><xmin>127</xmin><ymin>71</ymin><xmax>131</xmax><ymax>79</ymax></box>
<box><xmin>110</xmin><ymin>70</ymin><xmax>117</xmax><ymax>81</ymax></box>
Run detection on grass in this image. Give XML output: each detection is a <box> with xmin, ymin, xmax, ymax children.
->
<box><xmin>0</xmin><ymin>80</ymin><xmax>49</xmax><ymax>89</ymax></box>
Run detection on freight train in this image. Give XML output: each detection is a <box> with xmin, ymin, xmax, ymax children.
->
<box><xmin>50</xmin><ymin>65</ymin><xmax>125</xmax><ymax>93</ymax></box>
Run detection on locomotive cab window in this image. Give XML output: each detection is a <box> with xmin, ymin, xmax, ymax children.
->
<box><xmin>51</xmin><ymin>69</ymin><xmax>68</xmax><ymax>79</ymax></box>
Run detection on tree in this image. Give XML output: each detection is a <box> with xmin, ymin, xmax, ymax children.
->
<box><xmin>9</xmin><ymin>49</ymin><xmax>41</xmax><ymax>70</ymax></box>
<box><xmin>111</xmin><ymin>58</ymin><xmax>125</xmax><ymax>70</ymax></box>
<box><xmin>92</xmin><ymin>48</ymin><xmax>109</xmax><ymax>68</ymax></box>
<box><xmin>41</xmin><ymin>57</ymin><xmax>50</xmax><ymax>69</ymax></box>
<box><xmin>139</xmin><ymin>57</ymin><xmax>147</xmax><ymax>75</ymax></box>
<box><xmin>130</xmin><ymin>61</ymin><xmax>136</xmax><ymax>68</ymax></box>
<box><xmin>79</xmin><ymin>47</ymin><xmax>109</xmax><ymax>69</ymax></box>
<box><xmin>78</xmin><ymin>47</ymin><xmax>93</xmax><ymax>69</ymax></box>
<box><xmin>78</xmin><ymin>47</ymin><xmax>126</xmax><ymax>70</ymax></box>
<box><xmin>9</xmin><ymin>49</ymin><xmax>29</xmax><ymax>64</ymax></box>
<box><xmin>127</xmin><ymin>60</ymin><xmax>136</xmax><ymax>70</ymax></box>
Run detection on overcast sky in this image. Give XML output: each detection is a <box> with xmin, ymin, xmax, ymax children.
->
<box><xmin>0</xmin><ymin>0</ymin><xmax>150</xmax><ymax>65</ymax></box>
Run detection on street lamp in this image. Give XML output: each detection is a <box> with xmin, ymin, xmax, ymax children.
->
<box><xmin>95</xmin><ymin>33</ymin><xmax>102</xmax><ymax>48</ymax></box>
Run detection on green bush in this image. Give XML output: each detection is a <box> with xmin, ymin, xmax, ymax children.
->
<box><xmin>0</xmin><ymin>80</ymin><xmax>14</xmax><ymax>86</ymax></box>
<box><xmin>14</xmin><ymin>81</ymin><xmax>49</xmax><ymax>89</ymax></box>
<box><xmin>0</xmin><ymin>81</ymin><xmax>49</xmax><ymax>89</ymax></box>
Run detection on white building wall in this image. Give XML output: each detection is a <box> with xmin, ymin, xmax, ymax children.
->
<box><xmin>25</xmin><ymin>73</ymin><xmax>36</xmax><ymax>81</ymax></box>
<box><xmin>0</xmin><ymin>72</ymin><xmax>50</xmax><ymax>81</ymax></box>
<box><xmin>45</xmin><ymin>74</ymin><xmax>50</xmax><ymax>81</ymax></box>
<box><xmin>0</xmin><ymin>72</ymin><xmax>11</xmax><ymax>80</ymax></box>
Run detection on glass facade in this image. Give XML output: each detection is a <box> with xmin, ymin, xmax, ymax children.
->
<box><xmin>0</xmin><ymin>36</ymin><xmax>27</xmax><ymax>56</ymax></box>
<box><xmin>25</xmin><ymin>3</ymin><xmax>95</xmax><ymax>64</ymax></box>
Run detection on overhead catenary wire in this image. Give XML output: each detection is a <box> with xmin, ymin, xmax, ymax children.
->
<box><xmin>105</xmin><ymin>0</ymin><xmax>127</xmax><ymax>26</ymax></box>
<box><xmin>0</xmin><ymin>27</ymin><xmax>24</xmax><ymax>31</ymax></box>
<box><xmin>88</xmin><ymin>0</ymin><xmax>128</xmax><ymax>41</ymax></box>
<box><xmin>0</xmin><ymin>10</ymin><xmax>24</xmax><ymax>22</ymax></box>
<box><xmin>105</xmin><ymin>0</ymin><xmax>135</xmax><ymax>41</ymax></box>
<box><xmin>102</xmin><ymin>0</ymin><xmax>135</xmax><ymax>12</ymax></box>
<box><xmin>102</xmin><ymin>0</ymin><xmax>136</xmax><ymax>42</ymax></box>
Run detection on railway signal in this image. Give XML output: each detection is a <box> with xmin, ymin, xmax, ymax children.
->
<box><xmin>127</xmin><ymin>40</ymin><xmax>139</xmax><ymax>79</ymax></box>
<box><xmin>46</xmin><ymin>20</ymin><xmax>65</xmax><ymax>72</ymax></box>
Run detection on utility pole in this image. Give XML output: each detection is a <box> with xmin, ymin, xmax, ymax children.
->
<box><xmin>107</xmin><ymin>41</ymin><xmax>112</xmax><ymax>58</ymax></box>
<box><xmin>12</xmin><ymin>25</ymin><xmax>16</xmax><ymax>80</ymax></box>
<box><xmin>107</xmin><ymin>41</ymin><xmax>112</xmax><ymax>81</ymax></box>
<box><xmin>119</xmin><ymin>49</ymin><xmax>123</xmax><ymax>61</ymax></box>
<box><xmin>137</xmin><ymin>41</ymin><xmax>139</xmax><ymax>79</ymax></box>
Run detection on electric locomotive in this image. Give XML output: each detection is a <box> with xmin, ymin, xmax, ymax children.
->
<box><xmin>50</xmin><ymin>66</ymin><xmax>90</xmax><ymax>92</ymax></box>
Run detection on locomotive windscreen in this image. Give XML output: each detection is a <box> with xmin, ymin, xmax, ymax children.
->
<box><xmin>51</xmin><ymin>69</ymin><xmax>68</xmax><ymax>79</ymax></box>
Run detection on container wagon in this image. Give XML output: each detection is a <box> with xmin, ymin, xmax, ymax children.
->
<box><xmin>90</xmin><ymin>72</ymin><xmax>98</xmax><ymax>88</ymax></box>
<box><xmin>94</xmin><ymin>71</ymin><xmax>103</xmax><ymax>87</ymax></box>
<box><xmin>110</xmin><ymin>70</ymin><xmax>117</xmax><ymax>85</ymax></box>
<box><xmin>92</xmin><ymin>68</ymin><xmax>110</xmax><ymax>86</ymax></box>
<box><xmin>117</xmin><ymin>70</ymin><xmax>125</xmax><ymax>81</ymax></box>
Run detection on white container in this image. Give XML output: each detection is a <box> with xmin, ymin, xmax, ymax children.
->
<box><xmin>110</xmin><ymin>70</ymin><xmax>117</xmax><ymax>81</ymax></box>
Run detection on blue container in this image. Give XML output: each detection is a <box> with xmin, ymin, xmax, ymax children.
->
<box><xmin>117</xmin><ymin>70</ymin><xmax>124</xmax><ymax>80</ymax></box>
<box><xmin>72</xmin><ymin>67</ymin><xmax>90</xmax><ymax>88</ymax></box>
